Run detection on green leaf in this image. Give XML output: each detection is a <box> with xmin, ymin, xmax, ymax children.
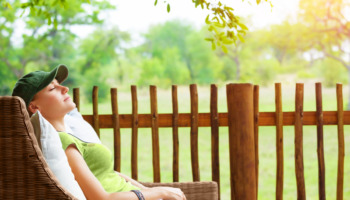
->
<box><xmin>224</xmin><ymin>6</ymin><xmax>234</xmax><ymax>11</ymax></box>
<box><xmin>154</xmin><ymin>0</ymin><xmax>158</xmax><ymax>6</ymax></box>
<box><xmin>205</xmin><ymin>14</ymin><xmax>210</xmax><ymax>24</ymax></box>
<box><xmin>237</xmin><ymin>34</ymin><xmax>245</xmax><ymax>42</ymax></box>
<box><xmin>206</xmin><ymin>2</ymin><xmax>210</xmax><ymax>9</ymax></box>
<box><xmin>47</xmin><ymin>16</ymin><xmax>52</xmax><ymax>25</ymax></box>
<box><xmin>167</xmin><ymin>4</ymin><xmax>170</xmax><ymax>13</ymax></box>
<box><xmin>37</xmin><ymin>9</ymin><xmax>42</xmax><ymax>16</ymax></box>
<box><xmin>222</xmin><ymin>37</ymin><xmax>234</xmax><ymax>44</ymax></box>
<box><xmin>213</xmin><ymin>22</ymin><xmax>225</xmax><ymax>28</ymax></box>
<box><xmin>4</xmin><ymin>2</ymin><xmax>12</xmax><ymax>8</ymax></box>
<box><xmin>222</xmin><ymin>45</ymin><xmax>228</xmax><ymax>53</ymax></box>
<box><xmin>21</xmin><ymin>3</ymin><xmax>30</xmax><ymax>9</ymax></box>
<box><xmin>195</xmin><ymin>0</ymin><xmax>200</xmax><ymax>7</ymax></box>
<box><xmin>211</xmin><ymin>41</ymin><xmax>216</xmax><ymax>50</ymax></box>
<box><xmin>212</xmin><ymin>26</ymin><xmax>219</xmax><ymax>35</ymax></box>
<box><xmin>52</xmin><ymin>0</ymin><xmax>58</xmax><ymax>6</ymax></box>
<box><xmin>205</xmin><ymin>38</ymin><xmax>214</xmax><ymax>42</ymax></box>
<box><xmin>19</xmin><ymin>9</ymin><xmax>26</xmax><ymax>17</ymax></box>
<box><xmin>54</xmin><ymin>18</ymin><xmax>58</xmax><ymax>29</ymax></box>
<box><xmin>29</xmin><ymin>7</ymin><xmax>36</xmax><ymax>16</ymax></box>
<box><xmin>237</xmin><ymin>22</ymin><xmax>248</xmax><ymax>30</ymax></box>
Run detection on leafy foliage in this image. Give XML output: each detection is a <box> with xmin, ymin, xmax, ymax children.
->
<box><xmin>3</xmin><ymin>0</ymin><xmax>114</xmax><ymax>28</ymax></box>
<box><xmin>139</xmin><ymin>21</ymin><xmax>226</xmax><ymax>85</ymax></box>
<box><xmin>3</xmin><ymin>0</ymin><xmax>271</xmax><ymax>53</ymax></box>
<box><xmin>0</xmin><ymin>0</ymin><xmax>115</xmax><ymax>97</ymax></box>
<box><xmin>154</xmin><ymin>0</ymin><xmax>271</xmax><ymax>52</ymax></box>
<box><xmin>2</xmin><ymin>0</ymin><xmax>350</xmax><ymax>108</ymax></box>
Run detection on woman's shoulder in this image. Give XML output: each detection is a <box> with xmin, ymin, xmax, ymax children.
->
<box><xmin>58</xmin><ymin>132</ymin><xmax>84</xmax><ymax>150</ymax></box>
<box><xmin>58</xmin><ymin>131</ymin><xmax>75</xmax><ymax>141</ymax></box>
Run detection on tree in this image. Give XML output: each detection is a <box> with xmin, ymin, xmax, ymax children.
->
<box><xmin>298</xmin><ymin>0</ymin><xmax>350</xmax><ymax>108</ymax></box>
<box><xmin>73</xmin><ymin>27</ymin><xmax>130</xmax><ymax>100</ymax></box>
<box><xmin>217</xmin><ymin>29</ymin><xmax>279</xmax><ymax>84</ymax></box>
<box><xmin>142</xmin><ymin>20</ymin><xmax>194</xmax><ymax>82</ymax></box>
<box><xmin>141</xmin><ymin>20</ymin><xmax>224</xmax><ymax>85</ymax></box>
<box><xmin>0</xmin><ymin>0</ymin><xmax>114</xmax><ymax>95</ymax></box>
<box><xmin>3</xmin><ymin>0</ymin><xmax>271</xmax><ymax>52</ymax></box>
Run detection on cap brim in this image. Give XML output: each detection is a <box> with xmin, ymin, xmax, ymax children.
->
<box><xmin>36</xmin><ymin>64</ymin><xmax>69</xmax><ymax>93</ymax></box>
<box><xmin>55</xmin><ymin>64</ymin><xmax>69</xmax><ymax>84</ymax></box>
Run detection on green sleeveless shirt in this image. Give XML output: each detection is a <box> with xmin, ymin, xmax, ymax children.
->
<box><xmin>58</xmin><ymin>132</ymin><xmax>140</xmax><ymax>193</ymax></box>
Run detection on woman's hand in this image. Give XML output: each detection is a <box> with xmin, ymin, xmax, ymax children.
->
<box><xmin>153</xmin><ymin>187</ymin><xmax>186</xmax><ymax>200</ymax></box>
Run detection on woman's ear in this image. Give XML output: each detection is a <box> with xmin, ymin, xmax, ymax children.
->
<box><xmin>28</xmin><ymin>102</ymin><xmax>39</xmax><ymax>114</ymax></box>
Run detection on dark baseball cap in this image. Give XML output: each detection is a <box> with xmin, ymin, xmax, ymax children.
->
<box><xmin>12</xmin><ymin>64</ymin><xmax>69</xmax><ymax>107</ymax></box>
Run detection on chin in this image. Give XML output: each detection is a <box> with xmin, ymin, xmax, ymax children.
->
<box><xmin>66</xmin><ymin>102</ymin><xmax>76</xmax><ymax>113</ymax></box>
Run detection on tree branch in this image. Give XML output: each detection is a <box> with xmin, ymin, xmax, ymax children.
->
<box><xmin>318</xmin><ymin>41</ymin><xmax>349</xmax><ymax>70</ymax></box>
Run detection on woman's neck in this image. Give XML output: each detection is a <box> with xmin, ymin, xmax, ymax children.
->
<box><xmin>48</xmin><ymin>117</ymin><xmax>66</xmax><ymax>132</ymax></box>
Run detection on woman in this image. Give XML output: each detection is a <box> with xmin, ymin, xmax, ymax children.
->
<box><xmin>12</xmin><ymin>65</ymin><xmax>186</xmax><ymax>200</ymax></box>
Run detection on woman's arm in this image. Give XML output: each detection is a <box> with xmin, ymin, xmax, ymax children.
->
<box><xmin>65</xmin><ymin>145</ymin><xmax>185</xmax><ymax>200</ymax></box>
<box><xmin>115</xmin><ymin>171</ymin><xmax>148</xmax><ymax>189</ymax></box>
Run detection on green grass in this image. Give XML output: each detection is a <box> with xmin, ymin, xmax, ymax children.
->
<box><xmin>74</xmin><ymin>83</ymin><xmax>350</xmax><ymax>200</ymax></box>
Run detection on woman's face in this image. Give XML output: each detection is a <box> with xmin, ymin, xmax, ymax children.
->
<box><xmin>29</xmin><ymin>79</ymin><xmax>76</xmax><ymax>120</ymax></box>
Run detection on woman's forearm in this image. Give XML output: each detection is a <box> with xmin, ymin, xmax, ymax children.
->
<box><xmin>115</xmin><ymin>171</ymin><xmax>148</xmax><ymax>189</ymax></box>
<box><xmin>107</xmin><ymin>188</ymin><xmax>166</xmax><ymax>200</ymax></box>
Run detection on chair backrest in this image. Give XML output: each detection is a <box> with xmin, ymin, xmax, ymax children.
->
<box><xmin>0</xmin><ymin>96</ymin><xmax>76</xmax><ymax>199</ymax></box>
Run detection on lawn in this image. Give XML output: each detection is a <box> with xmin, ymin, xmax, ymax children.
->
<box><xmin>76</xmin><ymin>83</ymin><xmax>350</xmax><ymax>200</ymax></box>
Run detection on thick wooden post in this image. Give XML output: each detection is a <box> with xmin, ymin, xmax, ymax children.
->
<box><xmin>226</xmin><ymin>83</ymin><xmax>257</xmax><ymax>200</ymax></box>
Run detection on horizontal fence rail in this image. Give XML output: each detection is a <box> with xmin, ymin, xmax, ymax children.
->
<box><xmin>72</xmin><ymin>82</ymin><xmax>348</xmax><ymax>200</ymax></box>
<box><xmin>78</xmin><ymin>111</ymin><xmax>350</xmax><ymax>128</ymax></box>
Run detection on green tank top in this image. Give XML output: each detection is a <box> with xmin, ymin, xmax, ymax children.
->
<box><xmin>58</xmin><ymin>132</ymin><xmax>140</xmax><ymax>193</ymax></box>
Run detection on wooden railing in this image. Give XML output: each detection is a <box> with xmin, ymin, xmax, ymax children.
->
<box><xmin>73</xmin><ymin>83</ymin><xmax>347</xmax><ymax>200</ymax></box>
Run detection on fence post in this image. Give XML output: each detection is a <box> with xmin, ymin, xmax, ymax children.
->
<box><xmin>226</xmin><ymin>83</ymin><xmax>257</xmax><ymax>200</ymax></box>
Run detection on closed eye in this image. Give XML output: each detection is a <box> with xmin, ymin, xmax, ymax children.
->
<box><xmin>49</xmin><ymin>87</ymin><xmax>56</xmax><ymax>91</ymax></box>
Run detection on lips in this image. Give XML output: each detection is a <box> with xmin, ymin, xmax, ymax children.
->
<box><xmin>64</xmin><ymin>96</ymin><xmax>71</xmax><ymax>102</ymax></box>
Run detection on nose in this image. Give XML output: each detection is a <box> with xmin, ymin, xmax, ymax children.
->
<box><xmin>61</xmin><ymin>86</ymin><xmax>69</xmax><ymax>94</ymax></box>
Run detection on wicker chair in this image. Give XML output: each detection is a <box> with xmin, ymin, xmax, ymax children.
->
<box><xmin>0</xmin><ymin>96</ymin><xmax>218</xmax><ymax>200</ymax></box>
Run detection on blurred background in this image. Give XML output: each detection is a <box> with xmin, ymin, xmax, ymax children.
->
<box><xmin>1</xmin><ymin>0</ymin><xmax>350</xmax><ymax>199</ymax></box>
<box><xmin>1</xmin><ymin>0</ymin><xmax>349</xmax><ymax>102</ymax></box>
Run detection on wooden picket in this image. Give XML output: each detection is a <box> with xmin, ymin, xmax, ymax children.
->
<box><xmin>336</xmin><ymin>84</ymin><xmax>345</xmax><ymax>200</ymax></box>
<box><xmin>150</xmin><ymin>85</ymin><xmax>161</xmax><ymax>182</ymax></box>
<box><xmin>72</xmin><ymin>82</ymin><xmax>348</xmax><ymax>200</ymax></box>
<box><xmin>275</xmin><ymin>83</ymin><xmax>284</xmax><ymax>200</ymax></box>
<box><xmin>315</xmin><ymin>83</ymin><xmax>326</xmax><ymax>200</ymax></box>
<box><xmin>111</xmin><ymin>88</ymin><xmax>121</xmax><ymax>172</ymax></box>
<box><xmin>131</xmin><ymin>85</ymin><xmax>138</xmax><ymax>180</ymax></box>
<box><xmin>210</xmin><ymin>84</ymin><xmax>220</xmax><ymax>199</ymax></box>
<box><xmin>172</xmin><ymin>85</ymin><xmax>179</xmax><ymax>182</ymax></box>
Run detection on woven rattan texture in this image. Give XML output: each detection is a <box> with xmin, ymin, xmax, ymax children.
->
<box><xmin>142</xmin><ymin>181</ymin><xmax>219</xmax><ymax>200</ymax></box>
<box><xmin>0</xmin><ymin>96</ymin><xmax>76</xmax><ymax>200</ymax></box>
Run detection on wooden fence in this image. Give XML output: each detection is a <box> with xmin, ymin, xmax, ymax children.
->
<box><xmin>73</xmin><ymin>83</ymin><xmax>347</xmax><ymax>200</ymax></box>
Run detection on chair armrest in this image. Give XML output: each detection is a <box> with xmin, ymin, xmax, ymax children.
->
<box><xmin>141</xmin><ymin>181</ymin><xmax>218</xmax><ymax>200</ymax></box>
